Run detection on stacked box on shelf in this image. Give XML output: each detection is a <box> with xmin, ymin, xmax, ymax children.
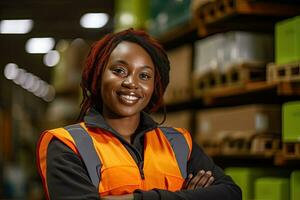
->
<box><xmin>291</xmin><ymin>171</ymin><xmax>300</xmax><ymax>200</ymax></box>
<box><xmin>194</xmin><ymin>31</ymin><xmax>273</xmax><ymax>75</ymax></box>
<box><xmin>195</xmin><ymin>104</ymin><xmax>281</xmax><ymax>155</ymax></box>
<box><xmin>165</xmin><ymin>44</ymin><xmax>192</xmax><ymax>104</ymax></box>
<box><xmin>151</xmin><ymin>110</ymin><xmax>192</xmax><ymax>131</ymax></box>
<box><xmin>282</xmin><ymin>101</ymin><xmax>300</xmax><ymax>142</ymax></box>
<box><xmin>223</xmin><ymin>31</ymin><xmax>273</xmax><ymax>71</ymax></box>
<box><xmin>114</xmin><ymin>0</ymin><xmax>149</xmax><ymax>31</ymax></box>
<box><xmin>194</xmin><ymin>33</ymin><xmax>225</xmax><ymax>76</ymax></box>
<box><xmin>148</xmin><ymin>0</ymin><xmax>192</xmax><ymax>36</ymax></box>
<box><xmin>193</xmin><ymin>31</ymin><xmax>273</xmax><ymax>95</ymax></box>
<box><xmin>275</xmin><ymin>15</ymin><xmax>300</xmax><ymax>65</ymax></box>
<box><xmin>255</xmin><ymin>177</ymin><xmax>290</xmax><ymax>200</ymax></box>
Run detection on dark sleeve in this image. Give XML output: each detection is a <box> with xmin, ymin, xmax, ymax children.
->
<box><xmin>134</xmin><ymin>141</ymin><xmax>242</xmax><ymax>200</ymax></box>
<box><xmin>46</xmin><ymin>138</ymin><xmax>100</xmax><ymax>200</ymax></box>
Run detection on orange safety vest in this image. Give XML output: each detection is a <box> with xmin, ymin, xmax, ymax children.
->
<box><xmin>37</xmin><ymin>122</ymin><xmax>192</xmax><ymax>197</ymax></box>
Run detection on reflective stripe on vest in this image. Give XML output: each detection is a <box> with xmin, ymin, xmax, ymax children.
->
<box><xmin>64</xmin><ymin>124</ymin><xmax>190</xmax><ymax>188</ymax></box>
<box><xmin>65</xmin><ymin>124</ymin><xmax>102</xmax><ymax>188</ymax></box>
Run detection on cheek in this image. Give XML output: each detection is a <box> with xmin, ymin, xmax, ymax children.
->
<box><xmin>142</xmin><ymin>81</ymin><xmax>154</xmax><ymax>99</ymax></box>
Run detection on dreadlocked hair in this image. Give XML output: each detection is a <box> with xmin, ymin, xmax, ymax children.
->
<box><xmin>78</xmin><ymin>28</ymin><xmax>170</xmax><ymax>121</ymax></box>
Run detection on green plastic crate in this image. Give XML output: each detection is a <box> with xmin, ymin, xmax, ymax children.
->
<box><xmin>291</xmin><ymin>171</ymin><xmax>300</xmax><ymax>200</ymax></box>
<box><xmin>283</xmin><ymin>101</ymin><xmax>300</xmax><ymax>142</ymax></box>
<box><xmin>225</xmin><ymin>167</ymin><xmax>287</xmax><ymax>200</ymax></box>
<box><xmin>225</xmin><ymin>168</ymin><xmax>266</xmax><ymax>200</ymax></box>
<box><xmin>255</xmin><ymin>177</ymin><xmax>290</xmax><ymax>200</ymax></box>
<box><xmin>275</xmin><ymin>15</ymin><xmax>300</xmax><ymax>64</ymax></box>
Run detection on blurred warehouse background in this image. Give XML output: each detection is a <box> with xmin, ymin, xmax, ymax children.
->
<box><xmin>1</xmin><ymin>0</ymin><xmax>300</xmax><ymax>199</ymax></box>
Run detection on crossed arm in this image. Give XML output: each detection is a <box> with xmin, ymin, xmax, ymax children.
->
<box><xmin>102</xmin><ymin>170</ymin><xmax>215</xmax><ymax>200</ymax></box>
<box><xmin>46</xmin><ymin>139</ymin><xmax>241</xmax><ymax>200</ymax></box>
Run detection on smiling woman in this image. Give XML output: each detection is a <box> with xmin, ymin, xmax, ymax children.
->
<box><xmin>36</xmin><ymin>29</ymin><xmax>242</xmax><ymax>200</ymax></box>
<box><xmin>100</xmin><ymin>41</ymin><xmax>155</xmax><ymax>140</ymax></box>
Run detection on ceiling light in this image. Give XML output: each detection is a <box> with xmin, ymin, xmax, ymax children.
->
<box><xmin>119</xmin><ymin>13</ymin><xmax>135</xmax><ymax>26</ymax></box>
<box><xmin>43</xmin><ymin>50</ymin><xmax>60</xmax><ymax>67</ymax></box>
<box><xmin>80</xmin><ymin>13</ymin><xmax>109</xmax><ymax>28</ymax></box>
<box><xmin>4</xmin><ymin>63</ymin><xmax>19</xmax><ymax>80</ymax></box>
<box><xmin>13</xmin><ymin>68</ymin><xmax>27</xmax><ymax>85</ymax></box>
<box><xmin>0</xmin><ymin>19</ymin><xmax>33</xmax><ymax>34</ymax></box>
<box><xmin>25</xmin><ymin>37</ymin><xmax>55</xmax><ymax>54</ymax></box>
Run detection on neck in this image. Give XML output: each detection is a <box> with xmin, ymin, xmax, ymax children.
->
<box><xmin>103</xmin><ymin>113</ymin><xmax>140</xmax><ymax>144</ymax></box>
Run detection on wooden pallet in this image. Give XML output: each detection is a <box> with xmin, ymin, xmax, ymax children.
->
<box><xmin>198</xmin><ymin>0</ymin><xmax>235</xmax><ymax>24</ymax></box>
<box><xmin>193</xmin><ymin>62</ymin><xmax>266</xmax><ymax>97</ymax></box>
<box><xmin>282</xmin><ymin>143</ymin><xmax>300</xmax><ymax>158</ymax></box>
<box><xmin>195</xmin><ymin>132</ymin><xmax>223</xmax><ymax>156</ymax></box>
<box><xmin>267</xmin><ymin>62</ymin><xmax>300</xmax><ymax>82</ymax></box>
<box><xmin>221</xmin><ymin>132</ymin><xmax>280</xmax><ymax>156</ymax></box>
<box><xmin>250</xmin><ymin>134</ymin><xmax>281</xmax><ymax>156</ymax></box>
<box><xmin>221</xmin><ymin>131</ymin><xmax>254</xmax><ymax>155</ymax></box>
<box><xmin>194</xmin><ymin>0</ymin><xmax>300</xmax><ymax>25</ymax></box>
<box><xmin>201</xmin><ymin>141</ymin><xmax>221</xmax><ymax>156</ymax></box>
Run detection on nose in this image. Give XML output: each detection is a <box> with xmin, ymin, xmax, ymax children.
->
<box><xmin>122</xmin><ymin>75</ymin><xmax>138</xmax><ymax>89</ymax></box>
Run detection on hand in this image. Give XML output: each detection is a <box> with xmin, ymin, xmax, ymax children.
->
<box><xmin>182</xmin><ymin>170</ymin><xmax>215</xmax><ymax>190</ymax></box>
<box><xmin>101</xmin><ymin>194</ymin><xmax>134</xmax><ymax>200</ymax></box>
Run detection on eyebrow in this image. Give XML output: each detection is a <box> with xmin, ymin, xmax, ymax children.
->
<box><xmin>114</xmin><ymin>59</ymin><xmax>154</xmax><ymax>71</ymax></box>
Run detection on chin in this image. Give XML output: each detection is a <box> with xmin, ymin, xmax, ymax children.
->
<box><xmin>114</xmin><ymin>105</ymin><xmax>145</xmax><ymax>117</ymax></box>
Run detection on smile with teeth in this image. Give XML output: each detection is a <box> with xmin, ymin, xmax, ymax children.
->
<box><xmin>120</xmin><ymin>95</ymin><xmax>139</xmax><ymax>101</ymax></box>
<box><xmin>118</xmin><ymin>93</ymin><xmax>140</xmax><ymax>104</ymax></box>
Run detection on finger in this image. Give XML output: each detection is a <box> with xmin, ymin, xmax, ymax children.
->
<box><xmin>182</xmin><ymin>173</ymin><xmax>193</xmax><ymax>189</ymax></box>
<box><xmin>188</xmin><ymin>170</ymin><xmax>205</xmax><ymax>190</ymax></box>
<box><xmin>204</xmin><ymin>176</ymin><xmax>215</xmax><ymax>188</ymax></box>
<box><xmin>195</xmin><ymin>171</ymin><xmax>212</xmax><ymax>188</ymax></box>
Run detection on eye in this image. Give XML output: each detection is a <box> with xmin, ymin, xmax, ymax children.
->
<box><xmin>111</xmin><ymin>66</ymin><xmax>127</xmax><ymax>77</ymax></box>
<box><xmin>139</xmin><ymin>72</ymin><xmax>152</xmax><ymax>81</ymax></box>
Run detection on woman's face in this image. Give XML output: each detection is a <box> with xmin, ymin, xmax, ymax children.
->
<box><xmin>101</xmin><ymin>41</ymin><xmax>155</xmax><ymax>118</ymax></box>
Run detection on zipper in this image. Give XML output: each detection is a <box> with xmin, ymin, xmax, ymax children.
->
<box><xmin>98</xmin><ymin>126</ymin><xmax>148</xmax><ymax>180</ymax></box>
<box><xmin>138</xmin><ymin>161</ymin><xmax>145</xmax><ymax>179</ymax></box>
<box><xmin>128</xmin><ymin>145</ymin><xmax>145</xmax><ymax>180</ymax></box>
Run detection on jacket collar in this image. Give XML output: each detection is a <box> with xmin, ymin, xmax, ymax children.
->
<box><xmin>83</xmin><ymin>108</ymin><xmax>158</xmax><ymax>139</ymax></box>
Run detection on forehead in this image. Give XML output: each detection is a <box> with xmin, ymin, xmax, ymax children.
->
<box><xmin>109</xmin><ymin>41</ymin><xmax>153</xmax><ymax>63</ymax></box>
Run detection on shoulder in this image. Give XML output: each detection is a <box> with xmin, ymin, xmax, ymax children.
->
<box><xmin>39</xmin><ymin>123</ymin><xmax>84</xmax><ymax>155</ymax></box>
<box><xmin>159</xmin><ymin>126</ymin><xmax>192</xmax><ymax>143</ymax></box>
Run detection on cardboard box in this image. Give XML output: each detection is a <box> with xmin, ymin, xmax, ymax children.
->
<box><xmin>283</xmin><ymin>101</ymin><xmax>300</xmax><ymax>142</ymax></box>
<box><xmin>164</xmin><ymin>44</ymin><xmax>192</xmax><ymax>104</ymax></box>
<box><xmin>255</xmin><ymin>177</ymin><xmax>290</xmax><ymax>200</ymax></box>
<box><xmin>195</xmin><ymin>104</ymin><xmax>281</xmax><ymax>141</ymax></box>
<box><xmin>151</xmin><ymin>110</ymin><xmax>192</xmax><ymax>131</ymax></box>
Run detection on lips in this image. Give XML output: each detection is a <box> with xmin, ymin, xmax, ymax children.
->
<box><xmin>117</xmin><ymin>91</ymin><xmax>141</xmax><ymax>105</ymax></box>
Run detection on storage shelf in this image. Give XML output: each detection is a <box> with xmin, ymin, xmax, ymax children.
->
<box><xmin>211</xmin><ymin>152</ymin><xmax>300</xmax><ymax>168</ymax></box>
<box><xmin>153</xmin><ymin>0</ymin><xmax>300</xmax><ymax>171</ymax></box>
<box><xmin>164</xmin><ymin>80</ymin><xmax>300</xmax><ymax>111</ymax></box>
<box><xmin>200</xmin><ymin>81</ymin><xmax>300</xmax><ymax>106</ymax></box>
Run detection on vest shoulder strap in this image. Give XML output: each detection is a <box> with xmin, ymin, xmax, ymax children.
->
<box><xmin>64</xmin><ymin>124</ymin><xmax>101</xmax><ymax>188</ymax></box>
<box><xmin>159</xmin><ymin>127</ymin><xmax>190</xmax><ymax>179</ymax></box>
